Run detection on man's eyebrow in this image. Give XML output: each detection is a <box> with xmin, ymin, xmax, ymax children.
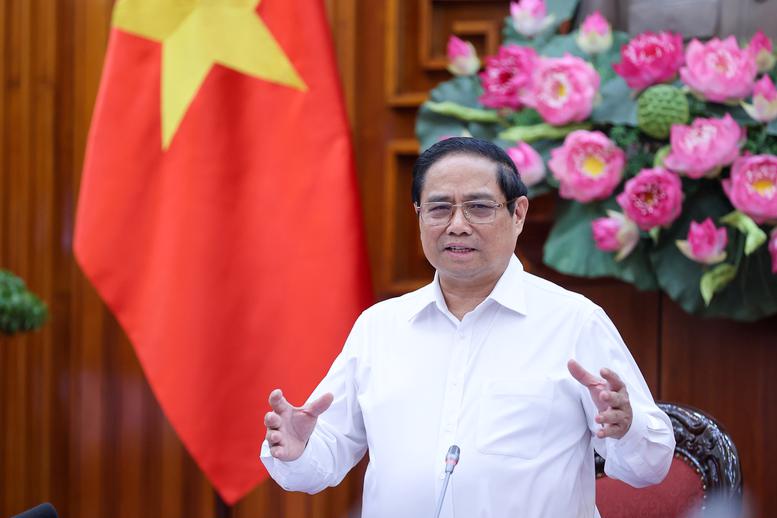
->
<box><xmin>463</xmin><ymin>192</ymin><xmax>497</xmax><ymax>201</ymax></box>
<box><xmin>424</xmin><ymin>194</ymin><xmax>453</xmax><ymax>203</ymax></box>
<box><xmin>423</xmin><ymin>192</ymin><xmax>498</xmax><ymax>202</ymax></box>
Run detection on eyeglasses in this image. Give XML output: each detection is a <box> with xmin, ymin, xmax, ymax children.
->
<box><xmin>414</xmin><ymin>199</ymin><xmax>515</xmax><ymax>226</ymax></box>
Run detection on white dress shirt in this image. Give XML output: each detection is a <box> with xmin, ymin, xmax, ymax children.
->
<box><xmin>261</xmin><ymin>256</ymin><xmax>675</xmax><ymax>518</ymax></box>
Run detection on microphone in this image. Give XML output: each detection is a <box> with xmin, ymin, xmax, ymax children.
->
<box><xmin>444</xmin><ymin>444</ymin><xmax>460</xmax><ymax>473</ymax></box>
<box><xmin>13</xmin><ymin>503</ymin><xmax>59</xmax><ymax>518</ymax></box>
<box><xmin>434</xmin><ymin>445</ymin><xmax>460</xmax><ymax>518</ymax></box>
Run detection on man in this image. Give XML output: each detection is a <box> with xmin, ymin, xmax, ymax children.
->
<box><xmin>260</xmin><ymin>137</ymin><xmax>674</xmax><ymax>517</ymax></box>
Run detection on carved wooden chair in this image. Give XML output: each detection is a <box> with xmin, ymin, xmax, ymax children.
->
<box><xmin>595</xmin><ymin>401</ymin><xmax>742</xmax><ymax>518</ymax></box>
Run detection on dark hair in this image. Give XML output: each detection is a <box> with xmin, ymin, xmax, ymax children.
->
<box><xmin>411</xmin><ymin>137</ymin><xmax>528</xmax><ymax>212</ymax></box>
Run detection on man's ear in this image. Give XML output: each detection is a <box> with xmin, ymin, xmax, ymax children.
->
<box><xmin>513</xmin><ymin>196</ymin><xmax>529</xmax><ymax>236</ymax></box>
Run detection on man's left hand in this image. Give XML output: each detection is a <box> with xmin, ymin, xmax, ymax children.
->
<box><xmin>567</xmin><ymin>359</ymin><xmax>633</xmax><ymax>439</ymax></box>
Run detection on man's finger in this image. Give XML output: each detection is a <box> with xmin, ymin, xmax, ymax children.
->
<box><xmin>305</xmin><ymin>392</ymin><xmax>334</xmax><ymax>417</ymax></box>
<box><xmin>269</xmin><ymin>389</ymin><xmax>293</xmax><ymax>413</ymax></box>
<box><xmin>264</xmin><ymin>411</ymin><xmax>281</xmax><ymax>429</ymax></box>
<box><xmin>596</xmin><ymin>408</ymin><xmax>625</xmax><ymax>425</ymax></box>
<box><xmin>269</xmin><ymin>444</ymin><xmax>285</xmax><ymax>459</ymax></box>
<box><xmin>567</xmin><ymin>359</ymin><xmax>606</xmax><ymax>388</ymax></box>
<box><xmin>600</xmin><ymin>368</ymin><xmax>625</xmax><ymax>391</ymax></box>
<box><xmin>599</xmin><ymin>388</ymin><xmax>629</xmax><ymax>410</ymax></box>
<box><xmin>267</xmin><ymin>430</ymin><xmax>283</xmax><ymax>445</ymax></box>
<box><xmin>596</xmin><ymin>423</ymin><xmax>623</xmax><ymax>439</ymax></box>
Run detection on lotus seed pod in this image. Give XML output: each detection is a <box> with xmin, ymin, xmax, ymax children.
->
<box><xmin>637</xmin><ymin>85</ymin><xmax>690</xmax><ymax>140</ymax></box>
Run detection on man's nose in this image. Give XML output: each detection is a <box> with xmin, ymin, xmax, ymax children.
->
<box><xmin>446</xmin><ymin>205</ymin><xmax>472</xmax><ymax>233</ymax></box>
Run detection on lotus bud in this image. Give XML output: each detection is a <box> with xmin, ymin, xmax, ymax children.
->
<box><xmin>510</xmin><ymin>0</ymin><xmax>555</xmax><ymax>38</ymax></box>
<box><xmin>576</xmin><ymin>11</ymin><xmax>612</xmax><ymax>55</ymax></box>
<box><xmin>592</xmin><ymin>211</ymin><xmax>640</xmax><ymax>261</ymax></box>
<box><xmin>507</xmin><ymin>142</ymin><xmax>546</xmax><ymax>187</ymax></box>
<box><xmin>742</xmin><ymin>75</ymin><xmax>777</xmax><ymax>123</ymax></box>
<box><xmin>747</xmin><ymin>30</ymin><xmax>776</xmax><ymax>73</ymax></box>
<box><xmin>446</xmin><ymin>36</ymin><xmax>480</xmax><ymax>76</ymax></box>
<box><xmin>676</xmin><ymin>218</ymin><xmax>728</xmax><ymax>265</ymax></box>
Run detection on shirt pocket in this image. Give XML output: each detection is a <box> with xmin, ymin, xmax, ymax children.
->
<box><xmin>475</xmin><ymin>378</ymin><xmax>554</xmax><ymax>459</ymax></box>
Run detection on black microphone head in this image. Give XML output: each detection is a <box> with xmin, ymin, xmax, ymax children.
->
<box><xmin>13</xmin><ymin>503</ymin><xmax>58</xmax><ymax>518</ymax></box>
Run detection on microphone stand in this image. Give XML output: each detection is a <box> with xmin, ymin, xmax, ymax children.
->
<box><xmin>433</xmin><ymin>445</ymin><xmax>460</xmax><ymax>518</ymax></box>
<box><xmin>433</xmin><ymin>470</ymin><xmax>453</xmax><ymax>518</ymax></box>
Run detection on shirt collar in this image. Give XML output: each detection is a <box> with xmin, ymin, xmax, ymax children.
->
<box><xmin>402</xmin><ymin>280</ymin><xmax>439</xmax><ymax>322</ymax></box>
<box><xmin>405</xmin><ymin>254</ymin><xmax>528</xmax><ymax>321</ymax></box>
<box><xmin>486</xmin><ymin>255</ymin><xmax>528</xmax><ymax>316</ymax></box>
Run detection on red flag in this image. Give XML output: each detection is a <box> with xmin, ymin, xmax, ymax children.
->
<box><xmin>74</xmin><ymin>0</ymin><xmax>372</xmax><ymax>503</ymax></box>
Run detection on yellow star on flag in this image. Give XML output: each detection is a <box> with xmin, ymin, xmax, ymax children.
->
<box><xmin>112</xmin><ymin>0</ymin><xmax>307</xmax><ymax>149</ymax></box>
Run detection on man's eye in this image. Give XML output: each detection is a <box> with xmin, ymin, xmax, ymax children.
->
<box><xmin>468</xmin><ymin>203</ymin><xmax>492</xmax><ymax>210</ymax></box>
<box><xmin>428</xmin><ymin>205</ymin><xmax>451</xmax><ymax>213</ymax></box>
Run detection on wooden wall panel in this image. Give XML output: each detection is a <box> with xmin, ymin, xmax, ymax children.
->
<box><xmin>1</xmin><ymin>0</ymin><xmax>367</xmax><ymax>516</ymax></box>
<box><xmin>660</xmin><ymin>302</ymin><xmax>777</xmax><ymax>515</ymax></box>
<box><xmin>1</xmin><ymin>0</ymin><xmax>776</xmax><ymax>517</ymax></box>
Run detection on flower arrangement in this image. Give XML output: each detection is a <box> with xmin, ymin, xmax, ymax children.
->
<box><xmin>417</xmin><ymin>0</ymin><xmax>777</xmax><ymax>321</ymax></box>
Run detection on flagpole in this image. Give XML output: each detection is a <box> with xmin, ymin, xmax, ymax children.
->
<box><xmin>214</xmin><ymin>492</ymin><xmax>233</xmax><ymax>518</ymax></box>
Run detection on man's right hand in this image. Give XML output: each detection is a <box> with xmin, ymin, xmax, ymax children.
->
<box><xmin>264</xmin><ymin>389</ymin><xmax>334</xmax><ymax>461</ymax></box>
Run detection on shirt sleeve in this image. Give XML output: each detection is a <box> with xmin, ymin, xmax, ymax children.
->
<box><xmin>260</xmin><ymin>313</ymin><xmax>369</xmax><ymax>493</ymax></box>
<box><xmin>573</xmin><ymin>307</ymin><xmax>675</xmax><ymax>488</ymax></box>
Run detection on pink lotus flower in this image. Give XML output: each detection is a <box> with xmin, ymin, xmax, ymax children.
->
<box><xmin>479</xmin><ymin>45</ymin><xmax>538</xmax><ymax>110</ymax></box>
<box><xmin>747</xmin><ymin>30</ymin><xmax>776</xmax><ymax>73</ymax></box>
<box><xmin>592</xmin><ymin>210</ymin><xmax>640</xmax><ymax>261</ymax></box>
<box><xmin>523</xmin><ymin>54</ymin><xmax>600</xmax><ymax>125</ymax></box>
<box><xmin>510</xmin><ymin>0</ymin><xmax>554</xmax><ymax>37</ymax></box>
<box><xmin>742</xmin><ymin>75</ymin><xmax>777</xmax><ymax>123</ymax></box>
<box><xmin>663</xmin><ymin>114</ymin><xmax>742</xmax><ymax>179</ymax></box>
<box><xmin>722</xmin><ymin>155</ymin><xmax>777</xmax><ymax>224</ymax></box>
<box><xmin>548</xmin><ymin>130</ymin><xmax>625</xmax><ymax>202</ymax></box>
<box><xmin>680</xmin><ymin>36</ymin><xmax>757</xmax><ymax>103</ymax></box>
<box><xmin>447</xmin><ymin>36</ymin><xmax>480</xmax><ymax>76</ymax></box>
<box><xmin>612</xmin><ymin>31</ymin><xmax>684</xmax><ymax>91</ymax></box>
<box><xmin>769</xmin><ymin>227</ymin><xmax>777</xmax><ymax>273</ymax></box>
<box><xmin>616</xmin><ymin>168</ymin><xmax>683</xmax><ymax>230</ymax></box>
<box><xmin>576</xmin><ymin>11</ymin><xmax>612</xmax><ymax>54</ymax></box>
<box><xmin>507</xmin><ymin>142</ymin><xmax>546</xmax><ymax>187</ymax></box>
<box><xmin>676</xmin><ymin>218</ymin><xmax>728</xmax><ymax>265</ymax></box>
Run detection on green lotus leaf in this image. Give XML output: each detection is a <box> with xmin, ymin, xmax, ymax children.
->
<box><xmin>702</xmin><ymin>102</ymin><xmax>756</xmax><ymax>126</ymax></box>
<box><xmin>540</xmin><ymin>33</ymin><xmax>585</xmax><ymax>58</ymax></box>
<box><xmin>428</xmin><ymin>75</ymin><xmax>483</xmax><ymax>107</ymax></box>
<box><xmin>502</xmin><ymin>0</ymin><xmax>580</xmax><ymax>47</ymax></box>
<box><xmin>416</xmin><ymin>106</ymin><xmax>469</xmax><ymax>152</ymax></box>
<box><xmin>590</xmin><ymin>76</ymin><xmax>638</xmax><ymax>126</ymax></box>
<box><xmin>649</xmin><ymin>183</ymin><xmax>777</xmax><ymax>320</ymax></box>
<box><xmin>587</xmin><ymin>31</ymin><xmax>630</xmax><ymax>84</ymax></box>
<box><xmin>543</xmin><ymin>199</ymin><xmax>658</xmax><ymax>290</ymax></box>
<box><xmin>700</xmin><ymin>263</ymin><xmax>738</xmax><ymax>306</ymax></box>
<box><xmin>767</xmin><ymin>117</ymin><xmax>777</xmax><ymax>136</ymax></box>
<box><xmin>425</xmin><ymin>101</ymin><xmax>502</xmax><ymax>123</ymax></box>
<box><xmin>721</xmin><ymin>210</ymin><xmax>768</xmax><ymax>255</ymax></box>
<box><xmin>499</xmin><ymin>122</ymin><xmax>591</xmax><ymax>143</ymax></box>
<box><xmin>653</xmin><ymin>145</ymin><xmax>671</xmax><ymax>167</ymax></box>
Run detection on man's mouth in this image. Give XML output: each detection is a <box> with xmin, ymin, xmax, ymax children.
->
<box><xmin>445</xmin><ymin>245</ymin><xmax>476</xmax><ymax>254</ymax></box>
